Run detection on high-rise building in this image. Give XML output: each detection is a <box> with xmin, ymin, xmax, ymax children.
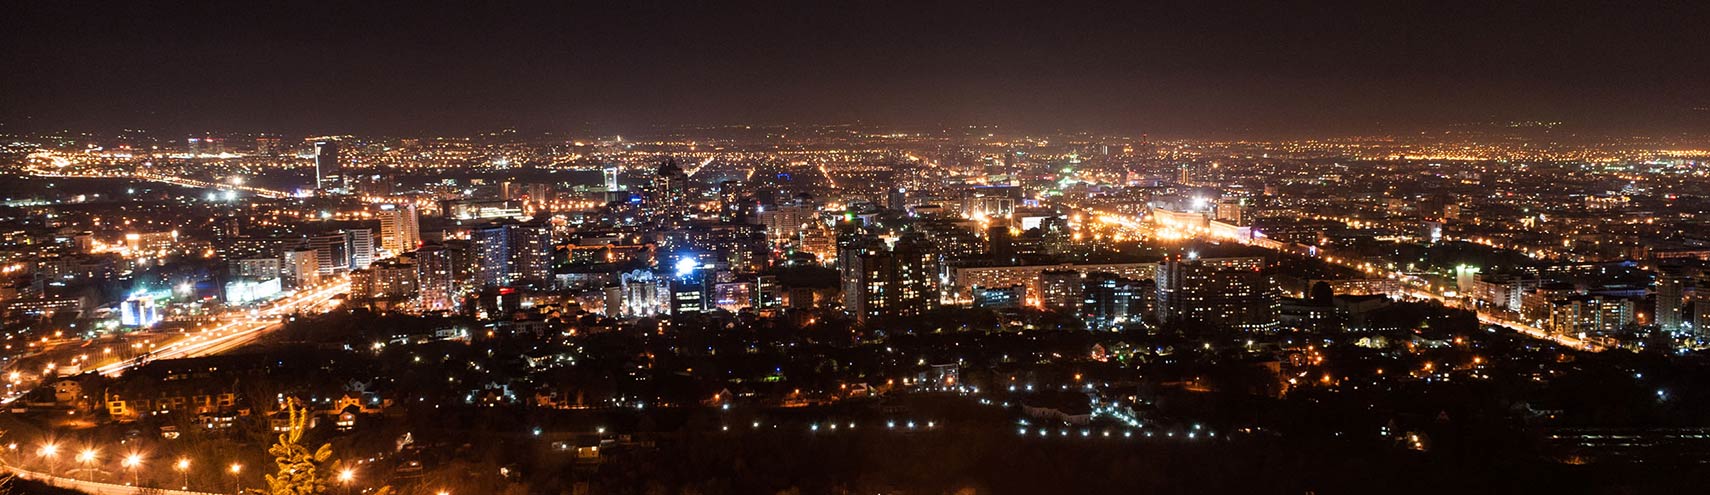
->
<box><xmin>617</xmin><ymin>269</ymin><xmax>671</xmax><ymax>318</ymax></box>
<box><xmin>346</xmin><ymin>228</ymin><xmax>375</xmax><ymax>270</ymax></box>
<box><xmin>282</xmin><ymin>248</ymin><xmax>320</xmax><ymax>289</ymax></box>
<box><xmin>378</xmin><ymin>203</ymin><xmax>421</xmax><ymax>254</ymax></box>
<box><xmin>758</xmin><ymin>204</ymin><xmax>816</xmax><ymax>244</ymax></box>
<box><xmin>1082</xmin><ymin>272</ymin><xmax>1155</xmax><ymax>330</ymax></box>
<box><xmin>603</xmin><ymin>165</ymin><xmax>622</xmax><ymax>191</ymax></box>
<box><xmin>363</xmin><ymin>259</ymin><xmax>418</xmax><ymax>299</ymax></box>
<box><xmin>230</xmin><ymin>257</ymin><xmax>281</xmax><ymax>279</ymax></box>
<box><xmin>1155</xmin><ymin>256</ymin><xmax>1277</xmax><ymax>331</ymax></box>
<box><xmin>1040</xmin><ymin>269</ymin><xmax>1084</xmax><ymax>312</ymax></box>
<box><xmin>414</xmin><ymin>244</ymin><xmax>460</xmax><ymax>311</ymax></box>
<box><xmin>472</xmin><ymin>220</ymin><xmax>551</xmax><ymax>288</ymax></box>
<box><xmin>840</xmin><ymin>233</ymin><xmax>938</xmax><ymax>322</ymax></box>
<box><xmin>1547</xmin><ymin>295</ymin><xmax>1635</xmax><ymax>336</ymax></box>
<box><xmin>651</xmin><ymin>158</ymin><xmax>689</xmax><ymax>211</ymax></box>
<box><xmin>315</xmin><ymin>141</ymin><xmax>343</xmax><ymax>192</ymax></box>
<box><xmin>1657</xmin><ymin>271</ymin><xmax>1688</xmax><ymax>333</ymax></box>
<box><xmin>309</xmin><ymin>233</ymin><xmax>349</xmax><ymax>275</ymax></box>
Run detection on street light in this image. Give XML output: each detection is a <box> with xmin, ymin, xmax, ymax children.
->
<box><xmin>72</xmin><ymin>448</ymin><xmax>97</xmax><ymax>482</ymax></box>
<box><xmin>229</xmin><ymin>462</ymin><xmax>243</xmax><ymax>494</ymax></box>
<box><xmin>122</xmin><ymin>453</ymin><xmax>143</xmax><ymax>486</ymax></box>
<box><xmin>38</xmin><ymin>443</ymin><xmax>60</xmax><ymax>477</ymax></box>
<box><xmin>176</xmin><ymin>458</ymin><xmax>191</xmax><ymax>489</ymax></box>
<box><xmin>338</xmin><ymin>468</ymin><xmax>355</xmax><ymax>495</ymax></box>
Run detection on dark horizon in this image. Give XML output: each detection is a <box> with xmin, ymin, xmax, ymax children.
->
<box><xmin>3</xmin><ymin>1</ymin><xmax>1708</xmax><ymax>137</ymax></box>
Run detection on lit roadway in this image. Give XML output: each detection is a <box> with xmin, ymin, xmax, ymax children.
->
<box><xmin>92</xmin><ymin>279</ymin><xmax>348</xmax><ymax>377</ymax></box>
<box><xmin>24</xmin><ymin>165</ymin><xmax>297</xmax><ymax>199</ymax></box>
<box><xmin>1079</xmin><ymin>208</ymin><xmax>1606</xmax><ymax>353</ymax></box>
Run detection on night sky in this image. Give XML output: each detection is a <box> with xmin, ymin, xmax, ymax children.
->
<box><xmin>3</xmin><ymin>0</ymin><xmax>1706</xmax><ymax>136</ymax></box>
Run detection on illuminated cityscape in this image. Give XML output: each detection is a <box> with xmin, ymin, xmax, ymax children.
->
<box><xmin>1</xmin><ymin>1</ymin><xmax>1709</xmax><ymax>494</ymax></box>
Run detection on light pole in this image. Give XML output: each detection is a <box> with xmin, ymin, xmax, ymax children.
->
<box><xmin>229</xmin><ymin>462</ymin><xmax>242</xmax><ymax>494</ymax></box>
<box><xmin>337</xmin><ymin>468</ymin><xmax>354</xmax><ymax>495</ymax></box>
<box><xmin>122</xmin><ymin>453</ymin><xmax>143</xmax><ymax>486</ymax></box>
<box><xmin>76</xmin><ymin>448</ymin><xmax>97</xmax><ymax>479</ymax></box>
<box><xmin>37</xmin><ymin>443</ymin><xmax>59</xmax><ymax>479</ymax></box>
<box><xmin>176</xmin><ymin>458</ymin><xmax>191</xmax><ymax>490</ymax></box>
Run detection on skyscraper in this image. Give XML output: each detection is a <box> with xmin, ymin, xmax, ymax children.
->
<box><xmin>378</xmin><ymin>203</ymin><xmax>421</xmax><ymax>254</ymax></box>
<box><xmin>315</xmin><ymin>140</ymin><xmax>343</xmax><ymax>192</ymax></box>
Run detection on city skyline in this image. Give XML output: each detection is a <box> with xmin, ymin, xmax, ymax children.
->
<box><xmin>4</xmin><ymin>2</ymin><xmax>1710</xmax><ymax>494</ymax></box>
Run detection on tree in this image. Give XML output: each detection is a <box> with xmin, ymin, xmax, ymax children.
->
<box><xmin>253</xmin><ymin>402</ymin><xmax>390</xmax><ymax>495</ymax></box>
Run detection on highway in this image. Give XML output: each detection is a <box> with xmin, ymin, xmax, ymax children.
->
<box><xmin>22</xmin><ymin>163</ymin><xmax>298</xmax><ymax>199</ymax></box>
<box><xmin>92</xmin><ymin>279</ymin><xmax>348</xmax><ymax>377</ymax></box>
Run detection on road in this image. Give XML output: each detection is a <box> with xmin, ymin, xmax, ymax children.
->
<box><xmin>93</xmin><ymin>279</ymin><xmax>348</xmax><ymax>377</ymax></box>
<box><xmin>7</xmin><ymin>465</ymin><xmax>222</xmax><ymax>495</ymax></box>
<box><xmin>1081</xmin><ymin>207</ymin><xmax>1606</xmax><ymax>352</ymax></box>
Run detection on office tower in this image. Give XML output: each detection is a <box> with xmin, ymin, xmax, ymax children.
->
<box><xmin>346</xmin><ymin>228</ymin><xmax>375</xmax><ymax>270</ymax></box>
<box><xmin>1039</xmin><ymin>216</ymin><xmax>1073</xmax><ymax>255</ymax></box>
<box><xmin>315</xmin><ymin>140</ymin><xmax>343</xmax><ymax>192</ymax></box>
<box><xmin>378</xmin><ymin>203</ymin><xmax>421</xmax><ymax>253</ymax></box>
<box><xmin>670</xmin><ymin>272</ymin><xmax>711</xmax><ymax>315</ymax></box>
<box><xmin>1156</xmin><ymin>256</ymin><xmax>1277</xmax><ymax>331</ymax></box>
<box><xmin>414</xmin><ymin>244</ymin><xmax>459</xmax><ymax>311</ymax></box>
<box><xmin>473</xmin><ymin>225</ymin><xmax>510</xmax><ymax>288</ymax></box>
<box><xmin>310</xmin><ymin>233</ymin><xmax>349</xmax><ymax>275</ymax></box>
<box><xmin>282</xmin><ymin>248</ymin><xmax>321</xmax><ymax>289</ymax></box>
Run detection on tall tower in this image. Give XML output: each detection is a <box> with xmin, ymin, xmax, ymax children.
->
<box><xmin>315</xmin><ymin>141</ymin><xmax>343</xmax><ymax>192</ymax></box>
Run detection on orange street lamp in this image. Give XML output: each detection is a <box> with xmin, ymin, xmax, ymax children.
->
<box><xmin>176</xmin><ymin>458</ymin><xmax>191</xmax><ymax>489</ymax></box>
<box><xmin>122</xmin><ymin>453</ymin><xmax>143</xmax><ymax>486</ymax></box>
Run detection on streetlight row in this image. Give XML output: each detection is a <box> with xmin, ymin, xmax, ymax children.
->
<box><xmin>20</xmin><ymin>443</ymin><xmax>362</xmax><ymax>491</ymax></box>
